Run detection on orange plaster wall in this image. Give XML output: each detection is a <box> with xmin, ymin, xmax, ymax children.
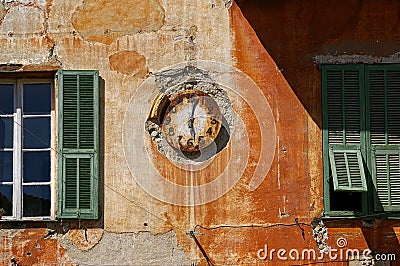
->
<box><xmin>227</xmin><ymin>0</ymin><xmax>400</xmax><ymax>265</ymax></box>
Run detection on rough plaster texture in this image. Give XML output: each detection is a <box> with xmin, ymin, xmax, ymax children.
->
<box><xmin>0</xmin><ymin>228</ymin><xmax>72</xmax><ymax>265</ymax></box>
<box><xmin>71</xmin><ymin>0</ymin><xmax>165</xmax><ymax>45</ymax></box>
<box><xmin>1</xmin><ymin>0</ymin><xmax>400</xmax><ymax>265</ymax></box>
<box><xmin>0</xmin><ymin>3</ymin><xmax>6</xmax><ymax>21</ymax></box>
<box><xmin>0</xmin><ymin>5</ymin><xmax>44</xmax><ymax>34</ymax></box>
<box><xmin>0</xmin><ymin>4</ymin><xmax>52</xmax><ymax>65</ymax></box>
<box><xmin>61</xmin><ymin>230</ymin><xmax>191</xmax><ymax>265</ymax></box>
<box><xmin>46</xmin><ymin>0</ymin><xmax>233</xmax><ymax>240</ymax></box>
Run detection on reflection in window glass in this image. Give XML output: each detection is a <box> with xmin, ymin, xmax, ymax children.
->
<box><xmin>0</xmin><ymin>84</ymin><xmax>14</xmax><ymax>114</ymax></box>
<box><xmin>0</xmin><ymin>185</ymin><xmax>13</xmax><ymax>216</ymax></box>
<box><xmin>23</xmin><ymin>151</ymin><xmax>50</xmax><ymax>183</ymax></box>
<box><xmin>0</xmin><ymin>118</ymin><xmax>13</xmax><ymax>149</ymax></box>
<box><xmin>0</xmin><ymin>151</ymin><xmax>13</xmax><ymax>182</ymax></box>
<box><xmin>23</xmin><ymin>117</ymin><xmax>50</xmax><ymax>149</ymax></box>
<box><xmin>23</xmin><ymin>83</ymin><xmax>51</xmax><ymax>115</ymax></box>
<box><xmin>23</xmin><ymin>185</ymin><xmax>50</xmax><ymax>217</ymax></box>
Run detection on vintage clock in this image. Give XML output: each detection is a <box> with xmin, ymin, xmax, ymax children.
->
<box><xmin>124</xmin><ymin>62</ymin><xmax>277</xmax><ymax>206</ymax></box>
<box><xmin>148</xmin><ymin>89</ymin><xmax>222</xmax><ymax>153</ymax></box>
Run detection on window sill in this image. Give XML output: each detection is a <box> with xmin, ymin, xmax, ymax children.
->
<box><xmin>323</xmin><ymin>213</ymin><xmax>400</xmax><ymax>220</ymax></box>
<box><xmin>0</xmin><ymin>217</ymin><xmax>55</xmax><ymax>222</ymax></box>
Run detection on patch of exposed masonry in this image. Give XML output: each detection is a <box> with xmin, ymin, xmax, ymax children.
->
<box><xmin>60</xmin><ymin>230</ymin><xmax>191</xmax><ymax>265</ymax></box>
<box><xmin>173</xmin><ymin>25</ymin><xmax>198</xmax><ymax>61</ymax></box>
<box><xmin>145</xmin><ymin>65</ymin><xmax>235</xmax><ymax>164</ymax></box>
<box><xmin>311</xmin><ymin>218</ymin><xmax>329</xmax><ymax>253</ymax></box>
<box><xmin>314</xmin><ymin>52</ymin><xmax>400</xmax><ymax>64</ymax></box>
<box><xmin>0</xmin><ymin>228</ymin><xmax>23</xmax><ymax>238</ymax></box>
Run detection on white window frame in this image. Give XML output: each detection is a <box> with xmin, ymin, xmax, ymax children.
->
<box><xmin>0</xmin><ymin>78</ymin><xmax>55</xmax><ymax>220</ymax></box>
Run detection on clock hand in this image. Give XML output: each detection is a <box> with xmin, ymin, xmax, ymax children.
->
<box><xmin>189</xmin><ymin>123</ymin><xmax>196</xmax><ymax>140</ymax></box>
<box><xmin>191</xmin><ymin>94</ymin><xmax>197</xmax><ymax>119</ymax></box>
<box><xmin>189</xmin><ymin>94</ymin><xmax>197</xmax><ymax>139</ymax></box>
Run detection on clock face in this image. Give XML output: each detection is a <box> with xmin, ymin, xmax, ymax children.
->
<box><xmin>161</xmin><ymin>90</ymin><xmax>222</xmax><ymax>152</ymax></box>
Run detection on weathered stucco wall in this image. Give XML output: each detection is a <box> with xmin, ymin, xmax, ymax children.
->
<box><xmin>0</xmin><ymin>0</ymin><xmax>399</xmax><ymax>265</ymax></box>
<box><xmin>235</xmin><ymin>0</ymin><xmax>400</xmax><ymax>265</ymax></box>
<box><xmin>0</xmin><ymin>0</ymin><xmax>234</xmax><ymax>265</ymax></box>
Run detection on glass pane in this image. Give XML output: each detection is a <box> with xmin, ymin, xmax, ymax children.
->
<box><xmin>23</xmin><ymin>185</ymin><xmax>50</xmax><ymax>217</ymax></box>
<box><xmin>23</xmin><ymin>151</ymin><xmax>50</xmax><ymax>182</ymax></box>
<box><xmin>0</xmin><ymin>151</ymin><xmax>13</xmax><ymax>182</ymax></box>
<box><xmin>23</xmin><ymin>83</ymin><xmax>51</xmax><ymax>115</ymax></box>
<box><xmin>23</xmin><ymin>117</ymin><xmax>50</xmax><ymax>149</ymax></box>
<box><xmin>0</xmin><ymin>185</ymin><xmax>13</xmax><ymax>216</ymax></box>
<box><xmin>0</xmin><ymin>117</ymin><xmax>13</xmax><ymax>148</ymax></box>
<box><xmin>0</xmin><ymin>84</ymin><xmax>14</xmax><ymax>114</ymax></box>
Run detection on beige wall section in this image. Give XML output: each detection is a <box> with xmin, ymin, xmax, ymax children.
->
<box><xmin>0</xmin><ymin>3</ymin><xmax>51</xmax><ymax>65</ymax></box>
<box><xmin>45</xmin><ymin>0</ymin><xmax>233</xmax><ymax>234</ymax></box>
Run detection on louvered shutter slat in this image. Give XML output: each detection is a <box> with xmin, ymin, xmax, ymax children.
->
<box><xmin>370</xmin><ymin>70</ymin><xmax>388</xmax><ymax>145</ymax></box>
<box><xmin>63</xmin><ymin>75</ymin><xmax>78</xmax><ymax>149</ymax></box>
<box><xmin>79</xmin><ymin>158</ymin><xmax>92</xmax><ymax>209</ymax></box>
<box><xmin>387</xmin><ymin>70</ymin><xmax>400</xmax><ymax>145</ymax></box>
<box><xmin>65</xmin><ymin>158</ymin><xmax>77</xmax><ymax>209</ymax></box>
<box><xmin>79</xmin><ymin>75</ymin><xmax>95</xmax><ymax>149</ymax></box>
<box><xmin>327</xmin><ymin>70</ymin><xmax>344</xmax><ymax>144</ymax></box>
<box><xmin>343</xmin><ymin>70</ymin><xmax>361</xmax><ymax>145</ymax></box>
<box><xmin>373</xmin><ymin>150</ymin><xmax>400</xmax><ymax>211</ymax></box>
<box><xmin>389</xmin><ymin>154</ymin><xmax>400</xmax><ymax>206</ymax></box>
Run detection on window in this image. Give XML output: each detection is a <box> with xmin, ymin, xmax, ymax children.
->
<box><xmin>0</xmin><ymin>70</ymin><xmax>99</xmax><ymax>220</ymax></box>
<box><xmin>323</xmin><ymin>64</ymin><xmax>400</xmax><ymax>217</ymax></box>
<box><xmin>0</xmin><ymin>79</ymin><xmax>54</xmax><ymax>219</ymax></box>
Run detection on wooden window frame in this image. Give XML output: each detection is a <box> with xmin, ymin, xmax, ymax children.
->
<box><xmin>0</xmin><ymin>77</ymin><xmax>56</xmax><ymax>221</ymax></box>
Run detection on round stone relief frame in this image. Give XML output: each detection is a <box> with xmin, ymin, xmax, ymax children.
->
<box><xmin>123</xmin><ymin>61</ymin><xmax>276</xmax><ymax>206</ymax></box>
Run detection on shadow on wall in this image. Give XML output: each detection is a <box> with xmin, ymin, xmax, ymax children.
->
<box><xmin>235</xmin><ymin>0</ymin><xmax>400</xmax><ymax>128</ymax></box>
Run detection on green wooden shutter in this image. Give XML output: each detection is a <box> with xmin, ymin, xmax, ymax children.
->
<box><xmin>57</xmin><ymin>70</ymin><xmax>99</xmax><ymax>219</ymax></box>
<box><xmin>367</xmin><ymin>65</ymin><xmax>400</xmax><ymax>211</ymax></box>
<box><xmin>329</xmin><ymin>148</ymin><xmax>367</xmax><ymax>191</ymax></box>
<box><xmin>371</xmin><ymin>149</ymin><xmax>400</xmax><ymax>211</ymax></box>
<box><xmin>323</xmin><ymin>65</ymin><xmax>367</xmax><ymax>192</ymax></box>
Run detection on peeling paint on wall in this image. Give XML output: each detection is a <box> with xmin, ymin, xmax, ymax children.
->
<box><xmin>1</xmin><ymin>0</ymin><xmax>400</xmax><ymax>265</ymax></box>
<box><xmin>71</xmin><ymin>0</ymin><xmax>165</xmax><ymax>45</ymax></box>
<box><xmin>173</xmin><ymin>25</ymin><xmax>198</xmax><ymax>60</ymax></box>
<box><xmin>60</xmin><ymin>230</ymin><xmax>191</xmax><ymax>265</ymax></box>
<box><xmin>109</xmin><ymin>50</ymin><xmax>148</xmax><ymax>76</ymax></box>
<box><xmin>0</xmin><ymin>228</ymin><xmax>72</xmax><ymax>266</ymax></box>
<box><xmin>0</xmin><ymin>36</ymin><xmax>55</xmax><ymax>65</ymax></box>
<box><xmin>67</xmin><ymin>227</ymin><xmax>103</xmax><ymax>251</ymax></box>
<box><xmin>0</xmin><ymin>5</ymin><xmax>45</xmax><ymax>35</ymax></box>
